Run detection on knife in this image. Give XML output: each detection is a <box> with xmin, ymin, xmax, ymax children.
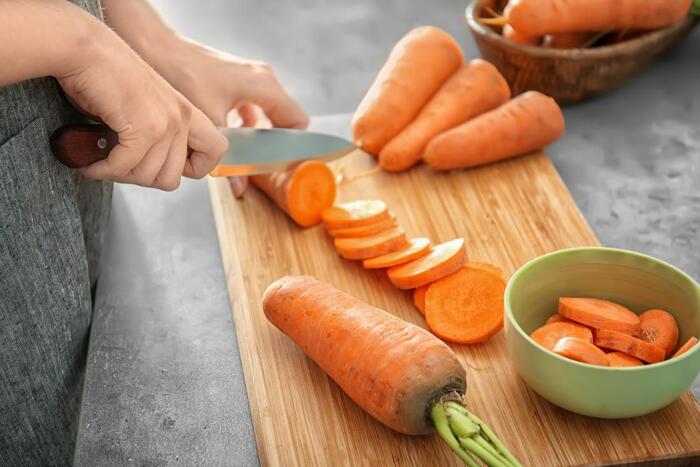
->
<box><xmin>50</xmin><ymin>124</ymin><xmax>357</xmax><ymax>176</ymax></box>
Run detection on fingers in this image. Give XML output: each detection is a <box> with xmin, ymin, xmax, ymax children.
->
<box><xmin>183</xmin><ymin>107</ymin><xmax>229</xmax><ymax>179</ymax></box>
<box><xmin>153</xmin><ymin>127</ymin><xmax>188</xmax><ymax>191</ymax></box>
<box><xmin>247</xmin><ymin>66</ymin><xmax>309</xmax><ymax>130</ymax></box>
<box><xmin>238</xmin><ymin>103</ymin><xmax>258</xmax><ymax>127</ymax></box>
<box><xmin>80</xmin><ymin>134</ymin><xmax>154</xmax><ymax>180</ymax></box>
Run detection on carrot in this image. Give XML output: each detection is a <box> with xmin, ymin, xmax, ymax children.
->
<box><xmin>672</xmin><ymin>337</ymin><xmax>698</xmax><ymax>359</ymax></box>
<box><xmin>542</xmin><ymin>32</ymin><xmax>594</xmax><ymax>48</ymax></box>
<box><xmin>352</xmin><ymin>26</ymin><xmax>463</xmax><ymax>155</ymax></box>
<box><xmin>594</xmin><ymin>329</ymin><xmax>665</xmax><ymax>364</ymax></box>
<box><xmin>250</xmin><ymin>160</ymin><xmax>336</xmax><ymax>227</ymax></box>
<box><xmin>228</xmin><ymin>176</ymin><xmax>249</xmax><ymax>199</ymax></box>
<box><xmin>425</xmin><ymin>265</ymin><xmax>506</xmax><ymax>344</ymax></box>
<box><xmin>502</xmin><ymin>25</ymin><xmax>541</xmax><ymax>45</ymax></box>
<box><xmin>545</xmin><ymin>314</ymin><xmax>577</xmax><ymax>325</ymax></box>
<box><xmin>558</xmin><ymin>297</ymin><xmax>641</xmax><ymax>335</ymax></box>
<box><xmin>530</xmin><ymin>322</ymin><xmax>593</xmax><ymax>351</ymax></box>
<box><xmin>423</xmin><ymin>91</ymin><xmax>564</xmax><ymax>170</ymax></box>
<box><xmin>413</xmin><ymin>285</ymin><xmax>428</xmax><ymax>315</ymax></box>
<box><xmin>606</xmin><ymin>351</ymin><xmax>644</xmax><ymax>367</ymax></box>
<box><xmin>466</xmin><ymin>262</ymin><xmax>505</xmax><ymax>279</ymax></box>
<box><xmin>327</xmin><ymin>213</ymin><xmax>397</xmax><ymax>238</ymax></box>
<box><xmin>639</xmin><ymin>309</ymin><xmax>679</xmax><ymax>358</ymax></box>
<box><xmin>387</xmin><ymin>238</ymin><xmax>467</xmax><ymax>289</ymax></box>
<box><xmin>262</xmin><ymin>276</ymin><xmax>521</xmax><ymax>466</ymax></box>
<box><xmin>334</xmin><ymin>226</ymin><xmax>408</xmax><ymax>260</ymax></box>
<box><xmin>378</xmin><ymin>59</ymin><xmax>511</xmax><ymax>172</ymax></box>
<box><xmin>504</xmin><ymin>0</ymin><xmax>692</xmax><ymax>37</ymax></box>
<box><xmin>322</xmin><ymin>200</ymin><xmax>389</xmax><ymax>229</ymax></box>
<box><xmin>363</xmin><ymin>237</ymin><xmax>431</xmax><ymax>269</ymax></box>
<box><xmin>553</xmin><ymin>337</ymin><xmax>609</xmax><ymax>366</ymax></box>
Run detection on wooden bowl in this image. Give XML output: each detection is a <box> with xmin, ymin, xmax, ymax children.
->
<box><xmin>466</xmin><ymin>0</ymin><xmax>698</xmax><ymax>104</ymax></box>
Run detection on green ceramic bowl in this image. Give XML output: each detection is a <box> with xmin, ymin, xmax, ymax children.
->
<box><xmin>504</xmin><ymin>247</ymin><xmax>700</xmax><ymax>418</ymax></box>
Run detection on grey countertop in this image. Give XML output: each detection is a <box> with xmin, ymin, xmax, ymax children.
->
<box><xmin>75</xmin><ymin>1</ymin><xmax>700</xmax><ymax>465</ymax></box>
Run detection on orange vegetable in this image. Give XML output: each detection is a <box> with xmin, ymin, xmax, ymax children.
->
<box><xmin>378</xmin><ymin>59</ymin><xmax>510</xmax><ymax>172</ymax></box>
<box><xmin>545</xmin><ymin>314</ymin><xmax>577</xmax><ymax>325</ymax></box>
<box><xmin>322</xmin><ymin>200</ymin><xmax>389</xmax><ymax>229</ymax></box>
<box><xmin>639</xmin><ymin>309</ymin><xmax>679</xmax><ymax>358</ymax></box>
<box><xmin>327</xmin><ymin>213</ymin><xmax>397</xmax><ymax>238</ymax></box>
<box><xmin>502</xmin><ymin>25</ymin><xmax>541</xmax><ymax>45</ymax></box>
<box><xmin>352</xmin><ymin>26</ymin><xmax>463</xmax><ymax>155</ymax></box>
<box><xmin>542</xmin><ymin>32</ymin><xmax>594</xmax><ymax>48</ymax></box>
<box><xmin>334</xmin><ymin>226</ymin><xmax>408</xmax><ymax>260</ymax></box>
<box><xmin>467</xmin><ymin>262</ymin><xmax>505</xmax><ymax>279</ymax></box>
<box><xmin>423</xmin><ymin>91</ymin><xmax>564</xmax><ymax>170</ymax></box>
<box><xmin>251</xmin><ymin>160</ymin><xmax>336</xmax><ymax>227</ymax></box>
<box><xmin>530</xmin><ymin>322</ymin><xmax>593</xmax><ymax>351</ymax></box>
<box><xmin>504</xmin><ymin>0</ymin><xmax>692</xmax><ymax>36</ymax></box>
<box><xmin>594</xmin><ymin>329</ymin><xmax>665</xmax><ymax>364</ymax></box>
<box><xmin>558</xmin><ymin>297</ymin><xmax>641</xmax><ymax>335</ymax></box>
<box><xmin>363</xmin><ymin>237</ymin><xmax>430</xmax><ymax>269</ymax></box>
<box><xmin>606</xmin><ymin>351</ymin><xmax>644</xmax><ymax>367</ymax></box>
<box><xmin>387</xmin><ymin>238</ymin><xmax>467</xmax><ymax>289</ymax></box>
<box><xmin>553</xmin><ymin>337</ymin><xmax>609</xmax><ymax>366</ymax></box>
<box><xmin>672</xmin><ymin>336</ymin><xmax>698</xmax><ymax>359</ymax></box>
<box><xmin>424</xmin><ymin>265</ymin><xmax>506</xmax><ymax>344</ymax></box>
<box><xmin>413</xmin><ymin>285</ymin><xmax>428</xmax><ymax>315</ymax></box>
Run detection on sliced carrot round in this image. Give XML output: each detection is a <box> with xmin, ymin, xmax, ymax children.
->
<box><xmin>545</xmin><ymin>314</ymin><xmax>577</xmax><ymax>326</ymax></box>
<box><xmin>387</xmin><ymin>238</ymin><xmax>466</xmax><ymax>289</ymax></box>
<box><xmin>334</xmin><ymin>226</ymin><xmax>407</xmax><ymax>260</ymax></box>
<box><xmin>672</xmin><ymin>336</ymin><xmax>698</xmax><ymax>359</ymax></box>
<box><xmin>553</xmin><ymin>337</ymin><xmax>609</xmax><ymax>366</ymax></box>
<box><xmin>322</xmin><ymin>200</ymin><xmax>388</xmax><ymax>229</ymax></box>
<box><xmin>530</xmin><ymin>322</ymin><xmax>593</xmax><ymax>351</ymax></box>
<box><xmin>465</xmin><ymin>262</ymin><xmax>504</xmax><ymax>279</ymax></box>
<box><xmin>424</xmin><ymin>266</ymin><xmax>505</xmax><ymax>344</ymax></box>
<box><xmin>606</xmin><ymin>351</ymin><xmax>644</xmax><ymax>367</ymax></box>
<box><xmin>558</xmin><ymin>297</ymin><xmax>641</xmax><ymax>335</ymax></box>
<box><xmin>327</xmin><ymin>213</ymin><xmax>397</xmax><ymax>238</ymax></box>
<box><xmin>286</xmin><ymin>161</ymin><xmax>337</xmax><ymax>227</ymax></box>
<box><xmin>594</xmin><ymin>329</ymin><xmax>665</xmax><ymax>364</ymax></box>
<box><xmin>363</xmin><ymin>238</ymin><xmax>430</xmax><ymax>269</ymax></box>
<box><xmin>413</xmin><ymin>285</ymin><xmax>428</xmax><ymax>315</ymax></box>
<box><xmin>639</xmin><ymin>309</ymin><xmax>679</xmax><ymax>358</ymax></box>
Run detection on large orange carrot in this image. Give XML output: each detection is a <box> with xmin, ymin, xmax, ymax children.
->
<box><xmin>251</xmin><ymin>160</ymin><xmax>336</xmax><ymax>227</ymax></box>
<box><xmin>505</xmin><ymin>0</ymin><xmax>692</xmax><ymax>36</ymax></box>
<box><xmin>639</xmin><ymin>309</ymin><xmax>679</xmax><ymax>358</ymax></box>
<box><xmin>322</xmin><ymin>200</ymin><xmax>389</xmax><ymax>229</ymax></box>
<box><xmin>502</xmin><ymin>25</ymin><xmax>541</xmax><ymax>45</ymax></box>
<box><xmin>352</xmin><ymin>27</ymin><xmax>463</xmax><ymax>155</ymax></box>
<box><xmin>327</xmin><ymin>213</ymin><xmax>397</xmax><ymax>238</ymax></box>
<box><xmin>363</xmin><ymin>237</ymin><xmax>430</xmax><ymax>269</ymax></box>
<box><xmin>672</xmin><ymin>336</ymin><xmax>698</xmax><ymax>359</ymax></box>
<box><xmin>423</xmin><ymin>91</ymin><xmax>564</xmax><ymax>170</ymax></box>
<box><xmin>553</xmin><ymin>337</ymin><xmax>609</xmax><ymax>366</ymax></box>
<box><xmin>542</xmin><ymin>32</ymin><xmax>594</xmax><ymax>48</ymax></box>
<box><xmin>530</xmin><ymin>322</ymin><xmax>593</xmax><ymax>351</ymax></box>
<box><xmin>334</xmin><ymin>226</ymin><xmax>408</xmax><ymax>260</ymax></box>
<box><xmin>558</xmin><ymin>297</ymin><xmax>641</xmax><ymax>335</ymax></box>
<box><xmin>594</xmin><ymin>329</ymin><xmax>665</xmax><ymax>364</ymax></box>
<box><xmin>606</xmin><ymin>352</ymin><xmax>644</xmax><ymax>367</ymax></box>
<box><xmin>378</xmin><ymin>59</ymin><xmax>510</xmax><ymax>172</ymax></box>
<box><xmin>388</xmin><ymin>238</ymin><xmax>467</xmax><ymax>289</ymax></box>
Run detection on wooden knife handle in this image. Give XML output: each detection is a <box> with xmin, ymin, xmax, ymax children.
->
<box><xmin>50</xmin><ymin>124</ymin><xmax>118</xmax><ymax>168</ymax></box>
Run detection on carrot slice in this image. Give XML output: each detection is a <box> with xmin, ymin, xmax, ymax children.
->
<box><xmin>363</xmin><ymin>238</ymin><xmax>430</xmax><ymax>269</ymax></box>
<box><xmin>553</xmin><ymin>337</ymin><xmax>609</xmax><ymax>366</ymax></box>
<box><xmin>530</xmin><ymin>322</ymin><xmax>593</xmax><ymax>351</ymax></box>
<box><xmin>327</xmin><ymin>213</ymin><xmax>397</xmax><ymax>238</ymax></box>
<box><xmin>322</xmin><ymin>200</ymin><xmax>388</xmax><ymax>229</ymax></box>
<box><xmin>594</xmin><ymin>329</ymin><xmax>665</xmax><ymax>364</ymax></box>
<box><xmin>424</xmin><ymin>266</ymin><xmax>505</xmax><ymax>344</ymax></box>
<box><xmin>672</xmin><ymin>337</ymin><xmax>698</xmax><ymax>359</ymax></box>
<box><xmin>334</xmin><ymin>226</ymin><xmax>408</xmax><ymax>260</ymax></box>
<box><xmin>413</xmin><ymin>285</ymin><xmax>428</xmax><ymax>315</ymax></box>
<box><xmin>639</xmin><ymin>309</ymin><xmax>679</xmax><ymax>358</ymax></box>
<box><xmin>558</xmin><ymin>297</ymin><xmax>641</xmax><ymax>335</ymax></box>
<box><xmin>545</xmin><ymin>314</ymin><xmax>577</xmax><ymax>326</ymax></box>
<box><xmin>466</xmin><ymin>262</ymin><xmax>504</xmax><ymax>279</ymax></box>
<box><xmin>606</xmin><ymin>352</ymin><xmax>644</xmax><ymax>367</ymax></box>
<box><xmin>387</xmin><ymin>238</ymin><xmax>467</xmax><ymax>289</ymax></box>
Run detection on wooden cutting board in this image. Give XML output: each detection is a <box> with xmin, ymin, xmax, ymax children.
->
<box><xmin>208</xmin><ymin>121</ymin><xmax>700</xmax><ymax>466</ymax></box>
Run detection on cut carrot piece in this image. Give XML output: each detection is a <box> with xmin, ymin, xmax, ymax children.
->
<box><xmin>465</xmin><ymin>262</ymin><xmax>505</xmax><ymax>279</ymax></box>
<box><xmin>424</xmin><ymin>266</ymin><xmax>505</xmax><ymax>344</ymax></box>
<box><xmin>363</xmin><ymin>238</ymin><xmax>430</xmax><ymax>269</ymax></box>
<box><xmin>502</xmin><ymin>25</ymin><xmax>541</xmax><ymax>45</ymax></box>
<box><xmin>606</xmin><ymin>352</ymin><xmax>644</xmax><ymax>367</ymax></box>
<box><xmin>672</xmin><ymin>337</ymin><xmax>698</xmax><ymax>359</ymax></box>
<box><xmin>553</xmin><ymin>337</ymin><xmax>609</xmax><ymax>366</ymax></box>
<box><xmin>542</xmin><ymin>32</ymin><xmax>595</xmax><ymax>49</ymax></box>
<box><xmin>334</xmin><ymin>226</ymin><xmax>408</xmax><ymax>260</ymax></box>
<box><xmin>387</xmin><ymin>238</ymin><xmax>467</xmax><ymax>289</ymax></box>
<box><xmin>639</xmin><ymin>309</ymin><xmax>679</xmax><ymax>358</ymax></box>
<box><xmin>251</xmin><ymin>160</ymin><xmax>336</xmax><ymax>227</ymax></box>
<box><xmin>530</xmin><ymin>322</ymin><xmax>593</xmax><ymax>351</ymax></box>
<box><xmin>322</xmin><ymin>200</ymin><xmax>388</xmax><ymax>229</ymax></box>
<box><xmin>594</xmin><ymin>329</ymin><xmax>665</xmax><ymax>364</ymax></box>
<box><xmin>545</xmin><ymin>314</ymin><xmax>577</xmax><ymax>325</ymax></box>
<box><xmin>558</xmin><ymin>297</ymin><xmax>641</xmax><ymax>335</ymax></box>
<box><xmin>327</xmin><ymin>213</ymin><xmax>397</xmax><ymax>238</ymax></box>
<box><xmin>413</xmin><ymin>285</ymin><xmax>428</xmax><ymax>315</ymax></box>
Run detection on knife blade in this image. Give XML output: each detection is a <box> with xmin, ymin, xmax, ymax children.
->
<box><xmin>50</xmin><ymin>124</ymin><xmax>357</xmax><ymax>176</ymax></box>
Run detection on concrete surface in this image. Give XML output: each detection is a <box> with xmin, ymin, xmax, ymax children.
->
<box><xmin>75</xmin><ymin>1</ymin><xmax>700</xmax><ymax>465</ymax></box>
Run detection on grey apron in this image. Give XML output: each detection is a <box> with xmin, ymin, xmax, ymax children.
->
<box><xmin>0</xmin><ymin>1</ymin><xmax>111</xmax><ymax>465</ymax></box>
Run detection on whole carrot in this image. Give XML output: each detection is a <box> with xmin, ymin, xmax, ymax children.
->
<box><xmin>502</xmin><ymin>25</ymin><xmax>540</xmax><ymax>45</ymax></box>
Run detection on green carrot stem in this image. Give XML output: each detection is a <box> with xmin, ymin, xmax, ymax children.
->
<box><xmin>475</xmin><ymin>435</ymin><xmax>514</xmax><ymax>467</ymax></box>
<box><xmin>692</xmin><ymin>0</ymin><xmax>700</xmax><ymax>16</ymax></box>
<box><xmin>460</xmin><ymin>437</ymin><xmax>509</xmax><ymax>467</ymax></box>
<box><xmin>431</xmin><ymin>402</ymin><xmax>480</xmax><ymax>467</ymax></box>
<box><xmin>445</xmin><ymin>408</ymin><xmax>480</xmax><ymax>438</ymax></box>
<box><xmin>467</xmin><ymin>412</ymin><xmax>522</xmax><ymax>467</ymax></box>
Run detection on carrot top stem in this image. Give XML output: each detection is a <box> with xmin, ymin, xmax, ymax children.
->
<box><xmin>693</xmin><ymin>0</ymin><xmax>700</xmax><ymax>15</ymax></box>
<box><xmin>432</xmin><ymin>402</ymin><xmax>480</xmax><ymax>467</ymax></box>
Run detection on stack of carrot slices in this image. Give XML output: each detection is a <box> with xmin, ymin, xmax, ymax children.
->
<box><xmin>531</xmin><ymin>297</ymin><xmax>698</xmax><ymax>367</ymax></box>
<box><xmin>321</xmin><ymin>199</ymin><xmax>507</xmax><ymax>344</ymax></box>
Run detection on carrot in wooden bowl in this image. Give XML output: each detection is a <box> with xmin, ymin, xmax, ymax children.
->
<box><xmin>639</xmin><ymin>309</ymin><xmax>679</xmax><ymax>358</ymax></box>
<box><xmin>502</xmin><ymin>24</ymin><xmax>541</xmax><ymax>45</ymax></box>
<box><xmin>388</xmin><ymin>238</ymin><xmax>467</xmax><ymax>289</ymax></box>
<box><xmin>378</xmin><ymin>59</ymin><xmax>511</xmax><ymax>172</ymax></box>
<box><xmin>553</xmin><ymin>337</ymin><xmax>609</xmax><ymax>366</ymax></box>
<box><xmin>322</xmin><ymin>200</ymin><xmax>389</xmax><ymax>229</ymax></box>
<box><xmin>594</xmin><ymin>329</ymin><xmax>665</xmax><ymax>364</ymax></box>
<box><xmin>251</xmin><ymin>160</ymin><xmax>336</xmax><ymax>227</ymax></box>
<box><xmin>606</xmin><ymin>352</ymin><xmax>644</xmax><ymax>367</ymax></box>
<box><xmin>327</xmin><ymin>212</ymin><xmax>397</xmax><ymax>238</ymax></box>
<box><xmin>263</xmin><ymin>276</ymin><xmax>521</xmax><ymax>466</ymax></box>
<box><xmin>352</xmin><ymin>26</ymin><xmax>463</xmax><ymax>155</ymax></box>
<box><xmin>334</xmin><ymin>226</ymin><xmax>408</xmax><ymax>260</ymax></box>
<box><xmin>363</xmin><ymin>237</ymin><xmax>431</xmax><ymax>269</ymax></box>
<box><xmin>423</xmin><ymin>91</ymin><xmax>564</xmax><ymax>170</ymax></box>
<box><xmin>413</xmin><ymin>285</ymin><xmax>429</xmax><ymax>315</ymax></box>
<box><xmin>557</xmin><ymin>297</ymin><xmax>641</xmax><ymax>335</ymax></box>
<box><xmin>530</xmin><ymin>321</ymin><xmax>593</xmax><ymax>351</ymax></box>
<box><xmin>542</xmin><ymin>32</ymin><xmax>595</xmax><ymax>48</ymax></box>
<box><xmin>672</xmin><ymin>336</ymin><xmax>698</xmax><ymax>358</ymax></box>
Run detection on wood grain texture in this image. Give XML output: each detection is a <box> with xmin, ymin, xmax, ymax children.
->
<box><xmin>208</xmin><ymin>150</ymin><xmax>700</xmax><ymax>466</ymax></box>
